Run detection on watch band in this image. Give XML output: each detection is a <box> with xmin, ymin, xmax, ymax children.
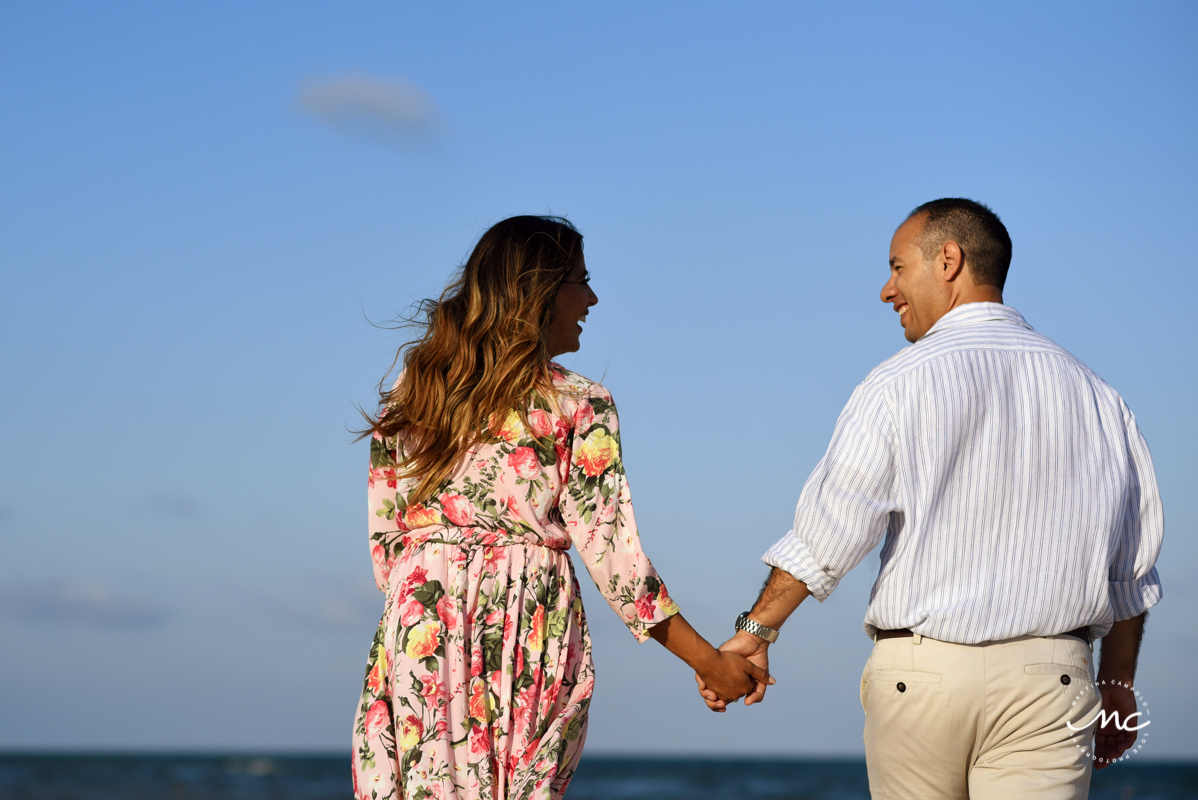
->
<box><xmin>735</xmin><ymin>611</ymin><xmax>779</xmax><ymax>643</ymax></box>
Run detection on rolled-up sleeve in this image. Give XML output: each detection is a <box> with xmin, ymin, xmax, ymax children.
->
<box><xmin>762</xmin><ymin>381</ymin><xmax>898</xmax><ymax>601</ymax></box>
<box><xmin>1108</xmin><ymin>404</ymin><xmax>1164</xmax><ymax>620</ymax></box>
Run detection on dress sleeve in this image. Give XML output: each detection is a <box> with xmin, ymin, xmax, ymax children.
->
<box><xmin>559</xmin><ymin>386</ymin><xmax>680</xmax><ymax>642</ymax></box>
<box><xmin>367</xmin><ymin>431</ymin><xmax>409</xmax><ymax>594</ymax></box>
<box><xmin>1108</xmin><ymin>402</ymin><xmax>1164</xmax><ymax>620</ymax></box>
<box><xmin>761</xmin><ymin>380</ymin><xmax>899</xmax><ymax>601</ymax></box>
<box><xmin>365</xmin><ymin>374</ymin><xmax>410</xmax><ymax>594</ymax></box>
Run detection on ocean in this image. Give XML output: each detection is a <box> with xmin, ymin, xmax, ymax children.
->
<box><xmin>0</xmin><ymin>754</ymin><xmax>1194</xmax><ymax>799</ymax></box>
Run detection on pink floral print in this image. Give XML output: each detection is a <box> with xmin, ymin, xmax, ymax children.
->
<box><xmin>353</xmin><ymin>365</ymin><xmax>678</xmax><ymax>800</ymax></box>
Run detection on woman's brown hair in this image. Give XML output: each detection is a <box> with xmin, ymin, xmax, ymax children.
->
<box><xmin>362</xmin><ymin>215</ymin><xmax>583</xmax><ymax>504</ymax></box>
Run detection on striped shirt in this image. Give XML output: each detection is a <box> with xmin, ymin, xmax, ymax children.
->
<box><xmin>763</xmin><ymin>302</ymin><xmax>1163</xmax><ymax>643</ymax></box>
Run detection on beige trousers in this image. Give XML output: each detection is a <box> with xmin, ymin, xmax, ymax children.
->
<box><xmin>860</xmin><ymin>633</ymin><xmax>1100</xmax><ymax>800</ymax></box>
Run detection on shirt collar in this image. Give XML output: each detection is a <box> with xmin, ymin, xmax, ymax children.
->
<box><xmin>921</xmin><ymin>302</ymin><xmax>1032</xmax><ymax>340</ymax></box>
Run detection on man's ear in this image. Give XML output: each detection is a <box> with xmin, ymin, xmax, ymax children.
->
<box><xmin>940</xmin><ymin>240</ymin><xmax>964</xmax><ymax>282</ymax></box>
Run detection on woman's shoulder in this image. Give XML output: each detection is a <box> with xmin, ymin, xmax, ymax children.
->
<box><xmin>549</xmin><ymin>362</ymin><xmax>614</xmax><ymax>404</ymax></box>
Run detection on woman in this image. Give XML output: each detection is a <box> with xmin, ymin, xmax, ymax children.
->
<box><xmin>352</xmin><ymin>216</ymin><xmax>765</xmax><ymax>800</ymax></box>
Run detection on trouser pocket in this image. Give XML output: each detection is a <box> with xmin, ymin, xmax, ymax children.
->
<box><xmin>860</xmin><ymin>658</ymin><xmax>873</xmax><ymax>712</ymax></box>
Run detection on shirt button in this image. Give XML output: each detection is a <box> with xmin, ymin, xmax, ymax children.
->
<box><xmin>1060</xmin><ymin>675</ymin><xmax>1071</xmax><ymax>686</ymax></box>
<box><xmin>896</xmin><ymin>682</ymin><xmax>906</xmax><ymax>693</ymax></box>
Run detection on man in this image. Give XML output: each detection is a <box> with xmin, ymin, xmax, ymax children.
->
<box><xmin>699</xmin><ymin>199</ymin><xmax>1163</xmax><ymax>799</ymax></box>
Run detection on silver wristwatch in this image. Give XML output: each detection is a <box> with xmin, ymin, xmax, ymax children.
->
<box><xmin>735</xmin><ymin>611</ymin><xmax>779</xmax><ymax>643</ymax></box>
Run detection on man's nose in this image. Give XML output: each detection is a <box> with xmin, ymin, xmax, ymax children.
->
<box><xmin>881</xmin><ymin>275</ymin><xmax>897</xmax><ymax>304</ymax></box>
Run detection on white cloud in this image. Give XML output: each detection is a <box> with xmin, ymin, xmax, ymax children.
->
<box><xmin>0</xmin><ymin>580</ymin><xmax>167</xmax><ymax>627</ymax></box>
<box><xmin>297</xmin><ymin>73</ymin><xmax>441</xmax><ymax>144</ymax></box>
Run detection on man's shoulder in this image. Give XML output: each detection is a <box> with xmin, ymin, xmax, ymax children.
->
<box><xmin>862</xmin><ymin>319</ymin><xmax>1096</xmax><ymax>389</ymax></box>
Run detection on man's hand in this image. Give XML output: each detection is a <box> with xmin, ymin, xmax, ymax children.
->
<box><xmin>1094</xmin><ymin>613</ymin><xmax>1147</xmax><ymax>769</ymax></box>
<box><xmin>1094</xmin><ymin>681</ymin><xmax>1140</xmax><ymax>769</ymax></box>
<box><xmin>695</xmin><ymin>631</ymin><xmax>771</xmax><ymax>712</ymax></box>
<box><xmin>695</xmin><ymin>569</ymin><xmax>806</xmax><ymax>712</ymax></box>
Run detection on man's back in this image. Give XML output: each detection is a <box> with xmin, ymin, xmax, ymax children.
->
<box><xmin>764</xmin><ymin>302</ymin><xmax>1162</xmax><ymax>644</ymax></box>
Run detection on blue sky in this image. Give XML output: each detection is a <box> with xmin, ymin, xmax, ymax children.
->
<box><xmin>1</xmin><ymin>2</ymin><xmax>1195</xmax><ymax>757</ymax></box>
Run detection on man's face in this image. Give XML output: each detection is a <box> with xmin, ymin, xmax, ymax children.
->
<box><xmin>881</xmin><ymin>214</ymin><xmax>947</xmax><ymax>343</ymax></box>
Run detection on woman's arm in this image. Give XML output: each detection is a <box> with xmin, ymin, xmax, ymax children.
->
<box><xmin>556</xmin><ymin>388</ymin><xmax>679</xmax><ymax>641</ymax></box>
<box><xmin>556</xmin><ymin>385</ymin><xmax>767</xmax><ymax>701</ymax></box>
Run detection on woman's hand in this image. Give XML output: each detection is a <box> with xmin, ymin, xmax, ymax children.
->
<box><xmin>694</xmin><ymin>648</ymin><xmax>771</xmax><ymax>703</ymax></box>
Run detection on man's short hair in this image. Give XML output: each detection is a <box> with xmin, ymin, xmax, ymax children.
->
<box><xmin>908</xmin><ymin>198</ymin><xmax>1012</xmax><ymax>290</ymax></box>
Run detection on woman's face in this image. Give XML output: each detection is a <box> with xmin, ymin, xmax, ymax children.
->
<box><xmin>547</xmin><ymin>257</ymin><xmax>599</xmax><ymax>357</ymax></box>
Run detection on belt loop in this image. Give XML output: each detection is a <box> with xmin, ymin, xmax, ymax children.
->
<box><xmin>912</xmin><ymin>633</ymin><xmax>922</xmax><ymax>645</ymax></box>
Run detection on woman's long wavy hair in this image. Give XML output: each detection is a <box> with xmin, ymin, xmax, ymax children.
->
<box><xmin>361</xmin><ymin>215</ymin><xmax>583</xmax><ymax>504</ymax></box>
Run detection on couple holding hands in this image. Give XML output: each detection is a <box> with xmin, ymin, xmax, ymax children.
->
<box><xmin>353</xmin><ymin>200</ymin><xmax>1163</xmax><ymax>800</ymax></box>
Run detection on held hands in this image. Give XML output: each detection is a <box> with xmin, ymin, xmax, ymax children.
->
<box><xmin>646</xmin><ymin>612</ymin><xmax>771</xmax><ymax>706</ymax></box>
<box><xmin>695</xmin><ymin>631</ymin><xmax>772</xmax><ymax>712</ymax></box>
<box><xmin>693</xmin><ymin>646</ymin><xmax>773</xmax><ymax>705</ymax></box>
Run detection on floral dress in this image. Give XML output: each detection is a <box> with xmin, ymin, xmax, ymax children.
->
<box><xmin>352</xmin><ymin>365</ymin><xmax>679</xmax><ymax>800</ymax></box>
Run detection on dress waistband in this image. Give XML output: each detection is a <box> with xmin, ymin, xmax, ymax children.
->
<box><xmin>403</xmin><ymin>527</ymin><xmax>571</xmax><ymax>552</ymax></box>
